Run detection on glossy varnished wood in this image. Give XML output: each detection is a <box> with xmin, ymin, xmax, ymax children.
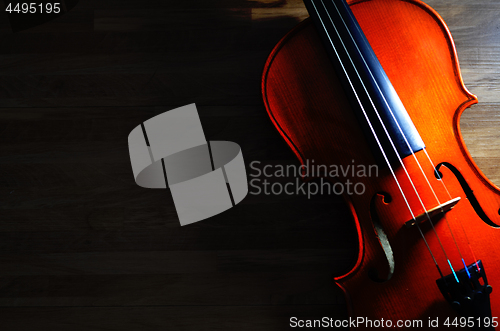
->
<box><xmin>263</xmin><ymin>0</ymin><xmax>500</xmax><ymax>326</ymax></box>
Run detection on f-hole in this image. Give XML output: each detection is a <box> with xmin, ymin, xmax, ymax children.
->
<box><xmin>435</xmin><ymin>162</ymin><xmax>500</xmax><ymax>228</ymax></box>
<box><xmin>368</xmin><ymin>192</ymin><xmax>395</xmax><ymax>282</ymax></box>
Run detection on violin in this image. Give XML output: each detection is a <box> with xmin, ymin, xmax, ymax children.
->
<box><xmin>262</xmin><ymin>0</ymin><xmax>500</xmax><ymax>328</ymax></box>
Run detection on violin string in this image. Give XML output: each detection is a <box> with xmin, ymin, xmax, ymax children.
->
<box><xmin>321</xmin><ymin>0</ymin><xmax>457</xmax><ymax>279</ymax></box>
<box><xmin>323</xmin><ymin>0</ymin><xmax>460</xmax><ymax>279</ymax></box>
<box><xmin>330</xmin><ymin>0</ymin><xmax>478</xmax><ymax>275</ymax></box>
<box><xmin>326</xmin><ymin>0</ymin><xmax>469</xmax><ymax>271</ymax></box>
<box><xmin>422</xmin><ymin>149</ymin><xmax>480</xmax><ymax>272</ymax></box>
<box><xmin>309</xmin><ymin>0</ymin><xmax>445</xmax><ymax>278</ymax></box>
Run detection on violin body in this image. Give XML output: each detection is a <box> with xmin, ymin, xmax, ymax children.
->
<box><xmin>262</xmin><ymin>0</ymin><xmax>500</xmax><ymax>327</ymax></box>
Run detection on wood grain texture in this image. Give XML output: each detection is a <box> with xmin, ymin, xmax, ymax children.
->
<box><xmin>0</xmin><ymin>0</ymin><xmax>499</xmax><ymax>330</ymax></box>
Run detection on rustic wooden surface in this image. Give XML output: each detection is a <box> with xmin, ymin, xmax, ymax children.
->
<box><xmin>0</xmin><ymin>0</ymin><xmax>499</xmax><ymax>330</ymax></box>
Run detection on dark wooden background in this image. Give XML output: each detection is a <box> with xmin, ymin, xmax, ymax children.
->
<box><xmin>1</xmin><ymin>0</ymin><xmax>499</xmax><ymax>330</ymax></box>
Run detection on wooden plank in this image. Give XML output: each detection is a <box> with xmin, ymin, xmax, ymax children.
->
<box><xmin>460</xmin><ymin>104</ymin><xmax>500</xmax><ymax>185</ymax></box>
<box><xmin>0</xmin><ymin>251</ymin><xmax>218</xmax><ymax>275</ymax></box>
<box><xmin>0</xmin><ymin>305</ymin><xmax>348</xmax><ymax>331</ymax></box>
<box><xmin>0</xmin><ymin>272</ymin><xmax>344</xmax><ymax>306</ymax></box>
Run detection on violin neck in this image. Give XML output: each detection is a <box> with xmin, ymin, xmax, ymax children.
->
<box><xmin>303</xmin><ymin>0</ymin><xmax>425</xmax><ymax>166</ymax></box>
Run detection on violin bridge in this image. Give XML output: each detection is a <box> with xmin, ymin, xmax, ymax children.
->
<box><xmin>405</xmin><ymin>197</ymin><xmax>461</xmax><ymax>228</ymax></box>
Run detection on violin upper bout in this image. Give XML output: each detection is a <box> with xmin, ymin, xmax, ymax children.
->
<box><xmin>348</xmin><ymin>0</ymin><xmax>477</xmax><ymax>114</ymax></box>
<box><xmin>263</xmin><ymin>0</ymin><xmax>476</xmax><ymax>163</ymax></box>
<box><xmin>263</xmin><ymin>0</ymin><xmax>500</xmax><ymax>198</ymax></box>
